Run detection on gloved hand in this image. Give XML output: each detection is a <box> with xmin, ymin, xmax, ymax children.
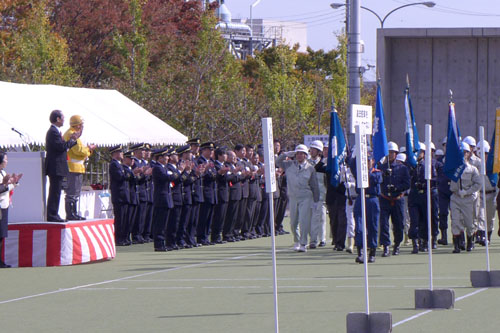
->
<box><xmin>458</xmin><ymin>189</ymin><xmax>467</xmax><ymax>198</ymax></box>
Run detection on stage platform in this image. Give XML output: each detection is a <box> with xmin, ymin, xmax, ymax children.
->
<box><xmin>2</xmin><ymin>219</ymin><xmax>115</xmax><ymax>267</ymax></box>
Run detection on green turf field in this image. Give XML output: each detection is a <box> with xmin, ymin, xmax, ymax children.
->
<box><xmin>2</xmin><ymin>219</ymin><xmax>500</xmax><ymax>332</ymax></box>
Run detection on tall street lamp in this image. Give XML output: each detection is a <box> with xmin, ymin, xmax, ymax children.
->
<box><xmin>331</xmin><ymin>2</ymin><xmax>436</xmax><ymax>28</ymax></box>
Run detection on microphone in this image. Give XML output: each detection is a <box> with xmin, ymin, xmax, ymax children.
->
<box><xmin>11</xmin><ymin>127</ymin><xmax>24</xmax><ymax>136</ymax></box>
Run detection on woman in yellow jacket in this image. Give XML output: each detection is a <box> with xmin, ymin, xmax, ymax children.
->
<box><xmin>63</xmin><ymin>115</ymin><xmax>96</xmax><ymax>220</ymax></box>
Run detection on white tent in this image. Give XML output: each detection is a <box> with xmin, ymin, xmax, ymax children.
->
<box><xmin>0</xmin><ymin>81</ymin><xmax>187</xmax><ymax>147</ymax></box>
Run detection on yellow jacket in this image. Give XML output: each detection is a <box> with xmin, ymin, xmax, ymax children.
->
<box><xmin>63</xmin><ymin>128</ymin><xmax>91</xmax><ymax>173</ymax></box>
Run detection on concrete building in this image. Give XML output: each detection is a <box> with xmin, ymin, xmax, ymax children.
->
<box><xmin>241</xmin><ymin>19</ymin><xmax>308</xmax><ymax>53</ymax></box>
<box><xmin>377</xmin><ymin>28</ymin><xmax>500</xmax><ymax>145</ymax></box>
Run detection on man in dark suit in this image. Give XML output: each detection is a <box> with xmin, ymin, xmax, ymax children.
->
<box><xmin>108</xmin><ymin>145</ymin><xmax>131</xmax><ymax>245</ymax></box>
<box><xmin>45</xmin><ymin>110</ymin><xmax>78</xmax><ymax>222</ymax></box>
<box><xmin>196</xmin><ymin>142</ymin><xmax>217</xmax><ymax>245</ymax></box>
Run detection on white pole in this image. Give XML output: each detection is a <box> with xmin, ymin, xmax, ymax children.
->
<box><xmin>425</xmin><ymin>124</ymin><xmax>433</xmax><ymax>291</ymax></box>
<box><xmin>479</xmin><ymin>126</ymin><xmax>491</xmax><ymax>272</ymax></box>
<box><xmin>355</xmin><ymin>125</ymin><xmax>370</xmax><ymax>315</ymax></box>
<box><xmin>268</xmin><ymin>193</ymin><xmax>279</xmax><ymax>333</ymax></box>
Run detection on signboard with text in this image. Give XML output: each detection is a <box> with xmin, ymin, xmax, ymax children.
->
<box><xmin>350</xmin><ymin>104</ymin><xmax>373</xmax><ymax>134</ymax></box>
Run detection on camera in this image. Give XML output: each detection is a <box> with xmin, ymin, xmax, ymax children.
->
<box><xmin>384</xmin><ymin>168</ymin><xmax>392</xmax><ymax>177</ymax></box>
<box><xmin>386</xmin><ymin>184</ymin><xmax>396</xmax><ymax>192</ymax></box>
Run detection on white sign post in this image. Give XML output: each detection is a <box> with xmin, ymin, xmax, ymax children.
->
<box><xmin>354</xmin><ymin>125</ymin><xmax>370</xmax><ymax>315</ymax></box>
<box><xmin>261</xmin><ymin>117</ymin><xmax>279</xmax><ymax>333</ymax></box>
<box><xmin>350</xmin><ymin>104</ymin><xmax>373</xmax><ymax>135</ymax></box>
<box><xmin>479</xmin><ymin>126</ymin><xmax>491</xmax><ymax>271</ymax></box>
<box><xmin>424</xmin><ymin>124</ymin><xmax>433</xmax><ymax>291</ymax></box>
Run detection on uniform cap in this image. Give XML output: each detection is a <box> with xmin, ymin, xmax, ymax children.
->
<box><xmin>108</xmin><ymin>144</ymin><xmax>123</xmax><ymax>154</ymax></box>
<box><xmin>295</xmin><ymin>144</ymin><xmax>309</xmax><ymax>155</ymax></box>
<box><xmin>129</xmin><ymin>143</ymin><xmax>145</xmax><ymax>151</ymax></box>
<box><xmin>152</xmin><ymin>147</ymin><xmax>168</xmax><ymax>157</ymax></box>
<box><xmin>144</xmin><ymin>143</ymin><xmax>151</xmax><ymax>151</ymax></box>
<box><xmin>396</xmin><ymin>153</ymin><xmax>407</xmax><ymax>162</ymax></box>
<box><xmin>187</xmin><ymin>137</ymin><xmax>201</xmax><ymax>145</ymax></box>
<box><xmin>463</xmin><ymin>136</ymin><xmax>476</xmax><ymax>147</ymax></box>
<box><xmin>310</xmin><ymin>140</ymin><xmax>324</xmax><ymax>151</ymax></box>
<box><xmin>430</xmin><ymin>142</ymin><xmax>436</xmax><ymax>150</ymax></box>
<box><xmin>435</xmin><ymin>149</ymin><xmax>444</xmax><ymax>156</ymax></box>
<box><xmin>176</xmin><ymin>144</ymin><xmax>191</xmax><ymax>155</ymax></box>
<box><xmin>123</xmin><ymin>151</ymin><xmax>133</xmax><ymax>158</ymax></box>
<box><xmin>442</xmin><ymin>137</ymin><xmax>447</xmax><ymax>145</ymax></box>
<box><xmin>200</xmin><ymin>142</ymin><xmax>215</xmax><ymax>150</ymax></box>
<box><xmin>70</xmin><ymin>115</ymin><xmax>84</xmax><ymax>127</ymax></box>
<box><xmin>461</xmin><ymin>142</ymin><xmax>471</xmax><ymax>152</ymax></box>
<box><xmin>166</xmin><ymin>147</ymin><xmax>176</xmax><ymax>156</ymax></box>
<box><xmin>387</xmin><ymin>141</ymin><xmax>399</xmax><ymax>152</ymax></box>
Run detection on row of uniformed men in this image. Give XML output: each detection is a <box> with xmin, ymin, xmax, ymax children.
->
<box><xmin>342</xmin><ymin>135</ymin><xmax>496</xmax><ymax>263</ymax></box>
<box><xmin>108</xmin><ymin>139</ymin><xmax>289</xmax><ymax>250</ymax></box>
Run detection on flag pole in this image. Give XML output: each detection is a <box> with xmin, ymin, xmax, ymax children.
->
<box><xmin>425</xmin><ymin>124</ymin><xmax>433</xmax><ymax>291</ymax></box>
<box><xmin>479</xmin><ymin>126</ymin><xmax>491</xmax><ymax>272</ymax></box>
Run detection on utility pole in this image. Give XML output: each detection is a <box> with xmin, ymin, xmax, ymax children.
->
<box><xmin>348</xmin><ymin>0</ymin><xmax>361</xmax><ymax>141</ymax></box>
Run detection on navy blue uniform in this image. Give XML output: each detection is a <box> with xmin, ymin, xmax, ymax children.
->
<box><xmin>151</xmin><ymin>162</ymin><xmax>175</xmax><ymax>250</ymax></box>
<box><xmin>131</xmin><ymin>158</ymin><xmax>147</xmax><ymax>243</ymax></box>
<box><xmin>109</xmin><ymin>159</ymin><xmax>131</xmax><ymax>245</ymax></box>
<box><xmin>196</xmin><ymin>156</ymin><xmax>217</xmax><ymax>245</ymax></box>
<box><xmin>224</xmin><ymin>162</ymin><xmax>245</xmax><ymax>239</ymax></box>
<box><xmin>166</xmin><ymin>163</ymin><xmax>183</xmax><ymax>248</ymax></box>
<box><xmin>123</xmin><ymin>165</ymin><xmax>138</xmax><ymax>244</ymax></box>
<box><xmin>142</xmin><ymin>159</ymin><xmax>155</xmax><ymax>242</ymax></box>
<box><xmin>185</xmin><ymin>155</ymin><xmax>203</xmax><ymax>246</ymax></box>
<box><xmin>212</xmin><ymin>160</ymin><xmax>231</xmax><ymax>242</ymax></box>
<box><xmin>408</xmin><ymin>158</ymin><xmax>439</xmax><ymax>244</ymax></box>
<box><xmin>378</xmin><ymin>160</ymin><xmax>411</xmax><ymax>247</ymax></box>
<box><xmin>177</xmin><ymin>167</ymin><xmax>197</xmax><ymax>247</ymax></box>
<box><xmin>436</xmin><ymin>157</ymin><xmax>451</xmax><ymax>232</ymax></box>
<box><xmin>353</xmin><ymin>168</ymin><xmax>383</xmax><ymax>249</ymax></box>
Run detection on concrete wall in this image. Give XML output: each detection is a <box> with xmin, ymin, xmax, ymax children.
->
<box><xmin>377</xmin><ymin>28</ymin><xmax>500</xmax><ymax>147</ymax></box>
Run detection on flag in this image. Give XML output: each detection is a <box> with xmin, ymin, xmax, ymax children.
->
<box><xmin>404</xmin><ymin>86</ymin><xmax>420</xmax><ymax>167</ymax></box>
<box><xmin>372</xmin><ymin>82</ymin><xmax>388</xmax><ymax>163</ymax></box>
<box><xmin>486</xmin><ymin>129</ymin><xmax>498</xmax><ymax>187</ymax></box>
<box><xmin>443</xmin><ymin>102</ymin><xmax>466</xmax><ymax>181</ymax></box>
<box><xmin>327</xmin><ymin>103</ymin><xmax>347</xmax><ymax>186</ymax></box>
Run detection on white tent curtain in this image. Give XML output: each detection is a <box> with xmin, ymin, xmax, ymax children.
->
<box><xmin>0</xmin><ymin>81</ymin><xmax>187</xmax><ymax>147</ymax></box>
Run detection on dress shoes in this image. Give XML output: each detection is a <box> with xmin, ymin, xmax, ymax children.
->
<box><xmin>214</xmin><ymin>240</ymin><xmax>227</xmax><ymax>244</ymax></box>
<box><xmin>0</xmin><ymin>261</ymin><xmax>11</xmax><ymax>268</ymax></box>
<box><xmin>184</xmin><ymin>244</ymin><xmax>193</xmax><ymax>249</ymax></box>
<box><xmin>318</xmin><ymin>241</ymin><xmax>326</xmax><ymax>247</ymax></box>
<box><xmin>154</xmin><ymin>247</ymin><xmax>167</xmax><ymax>252</ymax></box>
<box><xmin>47</xmin><ymin>216</ymin><xmax>66</xmax><ymax>222</ymax></box>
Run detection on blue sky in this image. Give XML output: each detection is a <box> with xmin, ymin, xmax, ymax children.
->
<box><xmin>225</xmin><ymin>0</ymin><xmax>500</xmax><ymax>80</ymax></box>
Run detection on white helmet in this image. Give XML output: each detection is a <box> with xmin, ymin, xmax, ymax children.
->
<box><xmin>419</xmin><ymin>142</ymin><xmax>426</xmax><ymax>151</ymax></box>
<box><xmin>399</xmin><ymin>146</ymin><xmax>406</xmax><ymax>153</ymax></box>
<box><xmin>396</xmin><ymin>153</ymin><xmax>406</xmax><ymax>162</ymax></box>
<box><xmin>442</xmin><ymin>137</ymin><xmax>447</xmax><ymax>145</ymax></box>
<box><xmin>295</xmin><ymin>144</ymin><xmax>309</xmax><ymax>155</ymax></box>
<box><xmin>461</xmin><ymin>142</ymin><xmax>471</xmax><ymax>152</ymax></box>
<box><xmin>478</xmin><ymin>140</ymin><xmax>490</xmax><ymax>153</ymax></box>
<box><xmin>387</xmin><ymin>141</ymin><xmax>399</xmax><ymax>152</ymax></box>
<box><xmin>463</xmin><ymin>136</ymin><xmax>476</xmax><ymax>147</ymax></box>
<box><xmin>310</xmin><ymin>140</ymin><xmax>324</xmax><ymax>152</ymax></box>
<box><xmin>430</xmin><ymin>142</ymin><xmax>436</xmax><ymax>150</ymax></box>
<box><xmin>435</xmin><ymin>149</ymin><xmax>444</xmax><ymax>156</ymax></box>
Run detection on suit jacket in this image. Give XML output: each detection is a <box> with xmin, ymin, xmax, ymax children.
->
<box><xmin>152</xmin><ymin>163</ymin><xmax>175</xmax><ymax>208</ymax></box>
<box><xmin>227</xmin><ymin>162</ymin><xmax>244</xmax><ymax>201</ymax></box>
<box><xmin>215</xmin><ymin>160</ymin><xmax>230</xmax><ymax>203</ymax></box>
<box><xmin>181</xmin><ymin>168</ymin><xmax>197</xmax><ymax>206</ymax></box>
<box><xmin>123</xmin><ymin>165</ymin><xmax>138</xmax><ymax>205</ymax></box>
<box><xmin>132</xmin><ymin>158</ymin><xmax>148</xmax><ymax>202</ymax></box>
<box><xmin>167</xmin><ymin>163</ymin><xmax>183</xmax><ymax>206</ymax></box>
<box><xmin>109</xmin><ymin>159</ymin><xmax>130</xmax><ymax>205</ymax></box>
<box><xmin>45</xmin><ymin>124</ymin><xmax>76</xmax><ymax>177</ymax></box>
<box><xmin>192</xmin><ymin>155</ymin><xmax>204</xmax><ymax>203</ymax></box>
<box><xmin>248</xmin><ymin>166</ymin><xmax>260</xmax><ymax>201</ymax></box>
<box><xmin>237</xmin><ymin>158</ymin><xmax>251</xmax><ymax>198</ymax></box>
<box><xmin>198</xmin><ymin>156</ymin><xmax>217</xmax><ymax>205</ymax></box>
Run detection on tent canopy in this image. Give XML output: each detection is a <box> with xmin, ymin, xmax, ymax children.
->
<box><xmin>0</xmin><ymin>81</ymin><xmax>187</xmax><ymax>147</ymax></box>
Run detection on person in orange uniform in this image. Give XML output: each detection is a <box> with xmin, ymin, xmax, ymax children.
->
<box><xmin>63</xmin><ymin>115</ymin><xmax>96</xmax><ymax>220</ymax></box>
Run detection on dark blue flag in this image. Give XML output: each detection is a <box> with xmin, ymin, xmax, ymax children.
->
<box><xmin>486</xmin><ymin>130</ymin><xmax>498</xmax><ymax>187</ymax></box>
<box><xmin>372</xmin><ymin>82</ymin><xmax>388</xmax><ymax>163</ymax></box>
<box><xmin>404</xmin><ymin>86</ymin><xmax>420</xmax><ymax>167</ymax></box>
<box><xmin>327</xmin><ymin>103</ymin><xmax>347</xmax><ymax>186</ymax></box>
<box><xmin>443</xmin><ymin>102</ymin><xmax>466</xmax><ymax>181</ymax></box>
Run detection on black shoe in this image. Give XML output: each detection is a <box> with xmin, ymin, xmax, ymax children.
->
<box><xmin>459</xmin><ymin>233</ymin><xmax>466</xmax><ymax>250</ymax></box>
<box><xmin>154</xmin><ymin>247</ymin><xmax>167</xmax><ymax>252</ymax></box>
<box><xmin>47</xmin><ymin>216</ymin><xmax>66</xmax><ymax>222</ymax></box>
<box><xmin>318</xmin><ymin>241</ymin><xmax>326</xmax><ymax>247</ymax></box>
<box><xmin>452</xmin><ymin>236</ymin><xmax>461</xmax><ymax>253</ymax></box>
<box><xmin>184</xmin><ymin>244</ymin><xmax>193</xmax><ymax>249</ymax></box>
<box><xmin>382</xmin><ymin>245</ymin><xmax>390</xmax><ymax>257</ymax></box>
<box><xmin>336</xmin><ymin>247</ymin><xmax>344</xmax><ymax>252</ymax></box>
<box><xmin>355</xmin><ymin>248</ymin><xmax>364</xmax><ymax>264</ymax></box>
<box><xmin>431</xmin><ymin>238</ymin><xmax>437</xmax><ymax>250</ymax></box>
<box><xmin>467</xmin><ymin>235</ymin><xmax>474</xmax><ymax>252</ymax></box>
<box><xmin>309</xmin><ymin>243</ymin><xmax>317</xmax><ymax>249</ymax></box>
<box><xmin>0</xmin><ymin>261</ymin><xmax>11</xmax><ymax>268</ymax></box>
<box><xmin>116</xmin><ymin>241</ymin><xmax>131</xmax><ymax>246</ymax></box>
<box><xmin>392</xmin><ymin>246</ymin><xmax>400</xmax><ymax>256</ymax></box>
<box><xmin>214</xmin><ymin>240</ymin><xmax>227</xmax><ymax>244</ymax></box>
<box><xmin>411</xmin><ymin>240</ymin><xmax>419</xmax><ymax>254</ymax></box>
<box><xmin>193</xmin><ymin>243</ymin><xmax>202</xmax><ymax>247</ymax></box>
<box><xmin>368</xmin><ymin>248</ymin><xmax>376</xmax><ymax>263</ymax></box>
<box><xmin>223</xmin><ymin>237</ymin><xmax>235</xmax><ymax>242</ymax></box>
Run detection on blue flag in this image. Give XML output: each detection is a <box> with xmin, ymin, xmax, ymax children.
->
<box><xmin>486</xmin><ymin>130</ymin><xmax>498</xmax><ymax>187</ymax></box>
<box><xmin>404</xmin><ymin>86</ymin><xmax>420</xmax><ymax>167</ymax></box>
<box><xmin>372</xmin><ymin>82</ymin><xmax>388</xmax><ymax>163</ymax></box>
<box><xmin>443</xmin><ymin>102</ymin><xmax>465</xmax><ymax>181</ymax></box>
<box><xmin>327</xmin><ymin>104</ymin><xmax>347</xmax><ymax>186</ymax></box>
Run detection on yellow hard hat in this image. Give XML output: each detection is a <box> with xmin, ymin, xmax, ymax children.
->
<box><xmin>70</xmin><ymin>115</ymin><xmax>84</xmax><ymax>127</ymax></box>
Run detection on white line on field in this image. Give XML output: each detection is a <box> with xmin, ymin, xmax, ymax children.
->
<box><xmin>124</xmin><ymin>276</ymin><xmax>467</xmax><ymax>282</ymax></box>
<box><xmin>0</xmin><ymin>252</ymin><xmax>265</xmax><ymax>305</ymax></box>
<box><xmin>336</xmin><ymin>285</ymin><xmax>396</xmax><ymax>288</ymax></box>
<box><xmin>392</xmin><ymin>288</ymin><xmax>488</xmax><ymax>328</ymax></box>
